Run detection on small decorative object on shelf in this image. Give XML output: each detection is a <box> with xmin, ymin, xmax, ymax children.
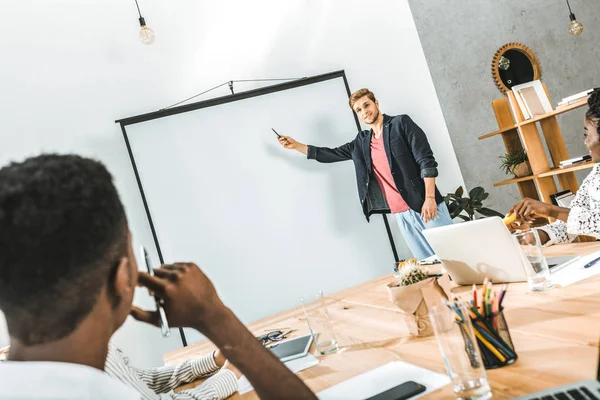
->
<box><xmin>388</xmin><ymin>259</ymin><xmax>453</xmax><ymax>337</ymax></box>
<box><xmin>511</xmin><ymin>80</ymin><xmax>553</xmax><ymax>120</ymax></box>
<box><xmin>491</xmin><ymin>42</ymin><xmax>542</xmax><ymax>93</ymax></box>
<box><xmin>499</xmin><ymin>148</ymin><xmax>531</xmax><ymax>178</ymax></box>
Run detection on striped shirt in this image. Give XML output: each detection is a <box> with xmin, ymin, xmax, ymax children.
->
<box><xmin>105</xmin><ymin>345</ymin><xmax>238</xmax><ymax>400</ymax></box>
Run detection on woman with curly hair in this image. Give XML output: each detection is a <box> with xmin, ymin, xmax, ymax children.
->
<box><xmin>509</xmin><ymin>88</ymin><xmax>600</xmax><ymax>245</ymax></box>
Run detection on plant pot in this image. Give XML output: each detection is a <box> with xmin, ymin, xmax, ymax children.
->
<box><xmin>513</xmin><ymin>161</ymin><xmax>532</xmax><ymax>178</ymax></box>
<box><xmin>386</xmin><ymin>275</ymin><xmax>453</xmax><ymax>337</ymax></box>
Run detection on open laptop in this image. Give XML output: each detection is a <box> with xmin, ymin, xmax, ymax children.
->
<box><xmin>515</xmin><ymin>337</ymin><xmax>600</xmax><ymax>399</ymax></box>
<box><xmin>422</xmin><ymin>217</ymin><xmax>578</xmax><ymax>285</ymax></box>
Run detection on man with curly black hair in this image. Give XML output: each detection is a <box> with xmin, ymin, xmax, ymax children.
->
<box><xmin>509</xmin><ymin>89</ymin><xmax>600</xmax><ymax>244</ymax></box>
<box><xmin>0</xmin><ymin>154</ymin><xmax>316</xmax><ymax>400</ymax></box>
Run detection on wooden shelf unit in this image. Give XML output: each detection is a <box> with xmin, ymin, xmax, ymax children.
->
<box><xmin>493</xmin><ymin>161</ymin><xmax>594</xmax><ymax>187</ymax></box>
<box><xmin>480</xmin><ymin>86</ymin><xmax>589</xmax><ymax>204</ymax></box>
<box><xmin>478</xmin><ymin>96</ymin><xmax>589</xmax><ymax>140</ymax></box>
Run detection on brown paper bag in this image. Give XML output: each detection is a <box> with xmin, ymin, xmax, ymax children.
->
<box><xmin>387</xmin><ymin>274</ymin><xmax>453</xmax><ymax>337</ymax></box>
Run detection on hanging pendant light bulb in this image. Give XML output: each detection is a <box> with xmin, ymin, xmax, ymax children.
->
<box><xmin>138</xmin><ymin>17</ymin><xmax>155</xmax><ymax>45</ymax></box>
<box><xmin>134</xmin><ymin>0</ymin><xmax>155</xmax><ymax>45</ymax></box>
<box><xmin>566</xmin><ymin>0</ymin><xmax>584</xmax><ymax>36</ymax></box>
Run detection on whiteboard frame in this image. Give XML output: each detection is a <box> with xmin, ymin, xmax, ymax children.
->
<box><xmin>115</xmin><ymin>70</ymin><xmax>399</xmax><ymax>346</ymax></box>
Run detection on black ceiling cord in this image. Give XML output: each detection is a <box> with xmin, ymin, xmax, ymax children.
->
<box><xmin>161</xmin><ymin>77</ymin><xmax>304</xmax><ymax>110</ymax></box>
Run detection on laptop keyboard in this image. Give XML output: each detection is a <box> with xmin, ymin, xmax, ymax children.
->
<box><xmin>530</xmin><ymin>387</ymin><xmax>599</xmax><ymax>400</ymax></box>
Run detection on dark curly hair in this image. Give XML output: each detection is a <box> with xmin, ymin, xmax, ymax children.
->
<box><xmin>586</xmin><ymin>88</ymin><xmax>600</xmax><ymax>136</ymax></box>
<box><xmin>0</xmin><ymin>154</ymin><xmax>128</xmax><ymax>345</ymax></box>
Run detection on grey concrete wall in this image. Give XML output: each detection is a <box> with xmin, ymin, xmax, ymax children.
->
<box><xmin>408</xmin><ymin>0</ymin><xmax>600</xmax><ymax>214</ymax></box>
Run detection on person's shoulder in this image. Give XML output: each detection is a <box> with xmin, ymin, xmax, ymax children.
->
<box><xmin>388</xmin><ymin>114</ymin><xmax>412</xmax><ymax>125</ymax></box>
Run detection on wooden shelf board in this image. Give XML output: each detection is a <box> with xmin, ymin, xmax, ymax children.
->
<box><xmin>493</xmin><ymin>175</ymin><xmax>537</xmax><ymax>187</ymax></box>
<box><xmin>494</xmin><ymin>161</ymin><xmax>595</xmax><ymax>187</ymax></box>
<box><xmin>478</xmin><ymin>125</ymin><xmax>518</xmax><ymax>140</ymax></box>
<box><xmin>538</xmin><ymin>161</ymin><xmax>595</xmax><ymax>178</ymax></box>
<box><xmin>479</xmin><ymin>96</ymin><xmax>590</xmax><ymax>140</ymax></box>
<box><xmin>517</xmin><ymin>97</ymin><xmax>590</xmax><ymax>127</ymax></box>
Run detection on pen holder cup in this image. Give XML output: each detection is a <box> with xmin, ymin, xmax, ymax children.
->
<box><xmin>472</xmin><ymin>309</ymin><xmax>517</xmax><ymax>369</ymax></box>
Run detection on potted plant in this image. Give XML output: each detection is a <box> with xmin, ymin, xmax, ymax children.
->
<box><xmin>444</xmin><ymin>186</ymin><xmax>504</xmax><ymax>222</ymax></box>
<box><xmin>499</xmin><ymin>148</ymin><xmax>531</xmax><ymax>178</ymax></box>
<box><xmin>387</xmin><ymin>259</ymin><xmax>453</xmax><ymax>337</ymax></box>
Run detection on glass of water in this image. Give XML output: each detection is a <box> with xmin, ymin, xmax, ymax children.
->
<box><xmin>300</xmin><ymin>291</ymin><xmax>338</xmax><ymax>355</ymax></box>
<box><xmin>430</xmin><ymin>304</ymin><xmax>492</xmax><ymax>400</ymax></box>
<box><xmin>513</xmin><ymin>229</ymin><xmax>553</xmax><ymax>291</ymax></box>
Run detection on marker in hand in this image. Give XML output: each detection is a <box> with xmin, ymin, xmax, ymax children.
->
<box><xmin>273</xmin><ymin>128</ymin><xmax>291</xmax><ymax>147</ymax></box>
<box><xmin>140</xmin><ymin>246</ymin><xmax>171</xmax><ymax>337</ymax></box>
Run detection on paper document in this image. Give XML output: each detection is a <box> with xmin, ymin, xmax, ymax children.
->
<box><xmin>317</xmin><ymin>361</ymin><xmax>450</xmax><ymax>400</ymax></box>
<box><xmin>551</xmin><ymin>251</ymin><xmax>600</xmax><ymax>287</ymax></box>
<box><xmin>237</xmin><ymin>353</ymin><xmax>320</xmax><ymax>395</ymax></box>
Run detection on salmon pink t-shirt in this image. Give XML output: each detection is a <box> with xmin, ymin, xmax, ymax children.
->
<box><xmin>370</xmin><ymin>134</ymin><xmax>410</xmax><ymax>213</ymax></box>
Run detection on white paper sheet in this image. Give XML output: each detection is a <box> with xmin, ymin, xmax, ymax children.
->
<box><xmin>317</xmin><ymin>361</ymin><xmax>450</xmax><ymax>400</ymax></box>
<box><xmin>237</xmin><ymin>353</ymin><xmax>320</xmax><ymax>395</ymax></box>
<box><xmin>551</xmin><ymin>250</ymin><xmax>600</xmax><ymax>287</ymax></box>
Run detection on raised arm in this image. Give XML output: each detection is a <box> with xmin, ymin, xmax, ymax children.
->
<box><xmin>278</xmin><ymin>135</ymin><xmax>355</xmax><ymax>163</ymax></box>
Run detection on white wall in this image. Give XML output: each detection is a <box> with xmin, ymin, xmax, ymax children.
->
<box><xmin>0</xmin><ymin>0</ymin><xmax>464</xmax><ymax>367</ymax></box>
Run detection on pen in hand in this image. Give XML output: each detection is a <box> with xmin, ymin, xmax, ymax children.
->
<box><xmin>140</xmin><ymin>246</ymin><xmax>171</xmax><ymax>337</ymax></box>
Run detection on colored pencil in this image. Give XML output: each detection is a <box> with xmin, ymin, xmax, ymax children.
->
<box><xmin>473</xmin><ymin>329</ymin><xmax>507</xmax><ymax>362</ymax></box>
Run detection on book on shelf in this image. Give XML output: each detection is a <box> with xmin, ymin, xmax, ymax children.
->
<box><xmin>557</xmin><ymin>89</ymin><xmax>594</xmax><ymax>107</ymax></box>
<box><xmin>557</xmin><ymin>97</ymin><xmax>590</xmax><ymax>109</ymax></box>
<box><xmin>516</xmin><ymin>90</ymin><xmax>531</xmax><ymax>119</ymax></box>
<box><xmin>511</xmin><ymin>80</ymin><xmax>553</xmax><ymax>120</ymax></box>
<box><xmin>550</xmin><ymin>190</ymin><xmax>576</xmax><ymax>207</ymax></box>
<box><xmin>550</xmin><ymin>190</ymin><xmax>571</xmax><ymax>206</ymax></box>
<box><xmin>559</xmin><ymin>154</ymin><xmax>592</xmax><ymax>168</ymax></box>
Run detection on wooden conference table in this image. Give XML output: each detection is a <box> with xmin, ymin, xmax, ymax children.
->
<box><xmin>165</xmin><ymin>243</ymin><xmax>600</xmax><ymax>399</ymax></box>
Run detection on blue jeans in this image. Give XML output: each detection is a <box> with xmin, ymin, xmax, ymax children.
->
<box><xmin>394</xmin><ymin>202</ymin><xmax>453</xmax><ymax>261</ymax></box>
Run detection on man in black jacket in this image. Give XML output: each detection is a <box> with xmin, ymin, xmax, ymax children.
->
<box><xmin>278</xmin><ymin>88</ymin><xmax>452</xmax><ymax>260</ymax></box>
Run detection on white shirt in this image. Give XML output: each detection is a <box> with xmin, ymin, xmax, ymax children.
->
<box><xmin>538</xmin><ymin>163</ymin><xmax>600</xmax><ymax>245</ymax></box>
<box><xmin>0</xmin><ymin>361</ymin><xmax>140</xmax><ymax>399</ymax></box>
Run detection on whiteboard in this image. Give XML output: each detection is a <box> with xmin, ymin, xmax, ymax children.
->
<box><xmin>124</xmin><ymin>75</ymin><xmax>402</xmax><ymax>345</ymax></box>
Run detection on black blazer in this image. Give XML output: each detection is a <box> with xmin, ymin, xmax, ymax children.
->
<box><xmin>307</xmin><ymin>114</ymin><xmax>443</xmax><ymax>221</ymax></box>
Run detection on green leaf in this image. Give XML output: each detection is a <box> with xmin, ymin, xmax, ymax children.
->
<box><xmin>447</xmin><ymin>202</ymin><xmax>460</xmax><ymax>213</ymax></box>
<box><xmin>480</xmin><ymin>193</ymin><xmax>489</xmax><ymax>201</ymax></box>
<box><xmin>450</xmin><ymin>207</ymin><xmax>464</xmax><ymax>219</ymax></box>
<box><xmin>448</xmin><ymin>209</ymin><xmax>461</xmax><ymax>219</ymax></box>
<box><xmin>458</xmin><ymin>197</ymin><xmax>469</xmax><ymax>206</ymax></box>
<box><xmin>469</xmin><ymin>187</ymin><xmax>485</xmax><ymax>200</ymax></box>
<box><xmin>455</xmin><ymin>186</ymin><xmax>464</xmax><ymax>197</ymax></box>
<box><xmin>476</xmin><ymin>207</ymin><xmax>505</xmax><ymax>218</ymax></box>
